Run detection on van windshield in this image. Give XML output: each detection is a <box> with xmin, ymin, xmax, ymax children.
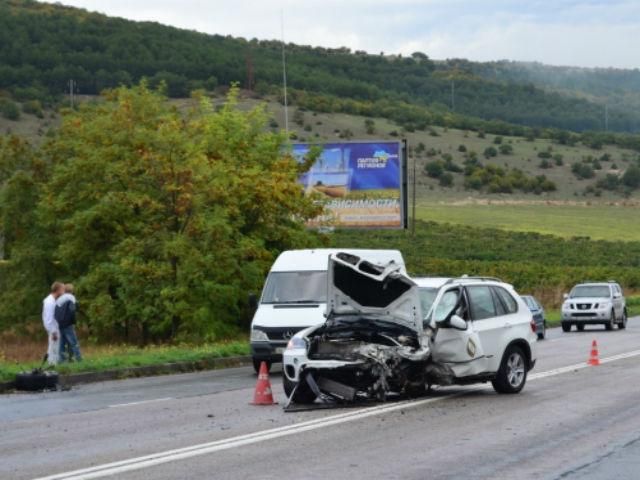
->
<box><xmin>262</xmin><ymin>271</ymin><xmax>327</xmax><ymax>304</ymax></box>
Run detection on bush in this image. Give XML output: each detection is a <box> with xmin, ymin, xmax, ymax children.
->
<box><xmin>425</xmin><ymin>161</ymin><xmax>444</xmax><ymax>178</ymax></box>
<box><xmin>596</xmin><ymin>174</ymin><xmax>620</xmax><ymax>191</ymax></box>
<box><xmin>553</xmin><ymin>153</ymin><xmax>564</xmax><ymax>166</ymax></box>
<box><xmin>571</xmin><ymin>162</ymin><xmax>595</xmax><ymax>179</ymax></box>
<box><xmin>0</xmin><ymin>99</ymin><xmax>20</xmax><ymax>120</ymax></box>
<box><xmin>458</xmin><ymin>144</ymin><xmax>467</xmax><ymax>152</ymax></box>
<box><xmin>538</xmin><ymin>159</ymin><xmax>552</xmax><ymax>169</ymax></box>
<box><xmin>439</xmin><ymin>173</ymin><xmax>454</xmax><ymax>187</ymax></box>
<box><xmin>22</xmin><ymin>100</ymin><xmax>44</xmax><ymax>118</ymax></box>
<box><xmin>622</xmin><ymin>165</ymin><xmax>640</xmax><ymax>189</ymax></box>
<box><xmin>493</xmin><ymin>136</ymin><xmax>503</xmax><ymax>145</ymax></box>
<box><xmin>537</xmin><ymin>150</ymin><xmax>552</xmax><ymax>159</ymax></box>
<box><xmin>483</xmin><ymin>146</ymin><xmax>498</xmax><ymax>159</ymax></box>
<box><xmin>499</xmin><ymin>144</ymin><xmax>513</xmax><ymax>155</ymax></box>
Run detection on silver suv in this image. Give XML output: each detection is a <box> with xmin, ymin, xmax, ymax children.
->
<box><xmin>561</xmin><ymin>282</ymin><xmax>627</xmax><ymax>332</ymax></box>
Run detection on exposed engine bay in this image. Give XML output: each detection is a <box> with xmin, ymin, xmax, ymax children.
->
<box><xmin>291</xmin><ymin>316</ymin><xmax>432</xmax><ymax>404</ymax></box>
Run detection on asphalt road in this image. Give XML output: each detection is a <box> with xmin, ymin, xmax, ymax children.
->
<box><xmin>2</xmin><ymin>319</ymin><xmax>640</xmax><ymax>480</ymax></box>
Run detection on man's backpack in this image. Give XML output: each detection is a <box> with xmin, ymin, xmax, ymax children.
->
<box><xmin>55</xmin><ymin>300</ymin><xmax>76</xmax><ymax>329</ymax></box>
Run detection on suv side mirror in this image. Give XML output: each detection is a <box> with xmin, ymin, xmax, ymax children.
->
<box><xmin>248</xmin><ymin>293</ymin><xmax>258</xmax><ymax>311</ymax></box>
<box><xmin>449</xmin><ymin>314</ymin><xmax>467</xmax><ymax>330</ymax></box>
<box><xmin>613</xmin><ymin>292</ymin><xmax>621</xmax><ymax>299</ymax></box>
<box><xmin>563</xmin><ymin>293</ymin><xmax>569</xmax><ymax>300</ymax></box>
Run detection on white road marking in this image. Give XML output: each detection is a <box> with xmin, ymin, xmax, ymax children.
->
<box><xmin>108</xmin><ymin>397</ymin><xmax>173</xmax><ymax>408</ymax></box>
<box><xmin>34</xmin><ymin>348</ymin><xmax>640</xmax><ymax>480</ymax></box>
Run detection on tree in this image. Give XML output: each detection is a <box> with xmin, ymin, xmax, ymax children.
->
<box><xmin>483</xmin><ymin>146</ymin><xmax>497</xmax><ymax>159</ymax></box>
<box><xmin>364</xmin><ymin>118</ymin><xmax>376</xmax><ymax>134</ymax></box>
<box><xmin>622</xmin><ymin>165</ymin><xmax>640</xmax><ymax>189</ymax></box>
<box><xmin>37</xmin><ymin>84</ymin><xmax>322</xmax><ymax>343</ymax></box>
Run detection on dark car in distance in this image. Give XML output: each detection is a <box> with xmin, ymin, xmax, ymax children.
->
<box><xmin>521</xmin><ymin>295</ymin><xmax>547</xmax><ymax>340</ymax></box>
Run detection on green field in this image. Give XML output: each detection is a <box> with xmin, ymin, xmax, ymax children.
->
<box><xmin>416</xmin><ymin>203</ymin><xmax>640</xmax><ymax>241</ymax></box>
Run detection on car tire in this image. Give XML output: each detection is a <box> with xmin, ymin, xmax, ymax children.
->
<box><xmin>283</xmin><ymin>375</ymin><xmax>317</xmax><ymax>404</ymax></box>
<box><xmin>492</xmin><ymin>346</ymin><xmax>527</xmax><ymax>394</ymax></box>
<box><xmin>618</xmin><ymin>310</ymin><xmax>627</xmax><ymax>330</ymax></box>
<box><xmin>605</xmin><ymin>311</ymin><xmax>615</xmax><ymax>331</ymax></box>
<box><xmin>537</xmin><ymin>322</ymin><xmax>545</xmax><ymax>340</ymax></box>
<box><xmin>577</xmin><ymin>324</ymin><xmax>585</xmax><ymax>332</ymax></box>
<box><xmin>561</xmin><ymin>323</ymin><xmax>571</xmax><ymax>333</ymax></box>
<box><xmin>252</xmin><ymin>358</ymin><xmax>271</xmax><ymax>374</ymax></box>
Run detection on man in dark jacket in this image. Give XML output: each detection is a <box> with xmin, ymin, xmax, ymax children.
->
<box><xmin>55</xmin><ymin>283</ymin><xmax>82</xmax><ymax>362</ymax></box>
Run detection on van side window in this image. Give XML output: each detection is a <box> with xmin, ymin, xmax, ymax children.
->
<box><xmin>467</xmin><ymin>286</ymin><xmax>498</xmax><ymax>320</ymax></box>
<box><xmin>493</xmin><ymin>287</ymin><xmax>518</xmax><ymax>314</ymax></box>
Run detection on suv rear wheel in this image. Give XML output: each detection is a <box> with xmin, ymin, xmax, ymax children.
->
<box><xmin>492</xmin><ymin>346</ymin><xmax>527</xmax><ymax>394</ymax></box>
<box><xmin>605</xmin><ymin>311</ymin><xmax>615</xmax><ymax>331</ymax></box>
<box><xmin>618</xmin><ymin>310</ymin><xmax>627</xmax><ymax>330</ymax></box>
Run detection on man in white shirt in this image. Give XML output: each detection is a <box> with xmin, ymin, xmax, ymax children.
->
<box><xmin>43</xmin><ymin>282</ymin><xmax>65</xmax><ymax>365</ymax></box>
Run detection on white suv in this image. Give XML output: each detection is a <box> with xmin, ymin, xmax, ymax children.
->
<box><xmin>282</xmin><ymin>253</ymin><xmax>538</xmax><ymax>404</ymax></box>
<box><xmin>561</xmin><ymin>282</ymin><xmax>627</xmax><ymax>332</ymax></box>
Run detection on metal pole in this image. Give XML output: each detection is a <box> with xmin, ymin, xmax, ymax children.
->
<box><xmin>281</xmin><ymin>11</ymin><xmax>289</xmax><ymax>137</ymax></box>
<box><xmin>412</xmin><ymin>145</ymin><xmax>416</xmax><ymax>236</ymax></box>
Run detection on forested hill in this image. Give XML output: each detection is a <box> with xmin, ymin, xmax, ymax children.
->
<box><xmin>1</xmin><ymin>0</ymin><xmax>639</xmax><ymax>133</ymax></box>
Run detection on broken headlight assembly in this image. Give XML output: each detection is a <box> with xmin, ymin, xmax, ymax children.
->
<box><xmin>250</xmin><ymin>329</ymin><xmax>269</xmax><ymax>341</ymax></box>
<box><xmin>286</xmin><ymin>337</ymin><xmax>307</xmax><ymax>350</ymax></box>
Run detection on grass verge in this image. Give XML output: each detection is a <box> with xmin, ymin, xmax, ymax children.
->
<box><xmin>0</xmin><ymin>340</ymin><xmax>250</xmax><ymax>384</ymax></box>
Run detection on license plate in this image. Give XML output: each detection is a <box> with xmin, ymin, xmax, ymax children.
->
<box><xmin>276</xmin><ymin>347</ymin><xmax>285</xmax><ymax>354</ymax></box>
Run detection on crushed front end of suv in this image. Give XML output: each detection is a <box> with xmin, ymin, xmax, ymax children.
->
<box><xmin>282</xmin><ymin>252</ymin><xmax>537</xmax><ymax>406</ymax></box>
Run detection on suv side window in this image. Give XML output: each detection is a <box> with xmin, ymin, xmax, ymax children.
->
<box><xmin>493</xmin><ymin>287</ymin><xmax>518</xmax><ymax>314</ymax></box>
<box><xmin>467</xmin><ymin>286</ymin><xmax>498</xmax><ymax>320</ymax></box>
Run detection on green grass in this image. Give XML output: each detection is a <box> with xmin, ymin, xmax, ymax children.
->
<box><xmin>416</xmin><ymin>203</ymin><xmax>640</xmax><ymax>241</ymax></box>
<box><xmin>0</xmin><ymin>340</ymin><xmax>250</xmax><ymax>383</ymax></box>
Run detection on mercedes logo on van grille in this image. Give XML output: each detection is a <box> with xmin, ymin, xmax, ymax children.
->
<box><xmin>282</xmin><ymin>330</ymin><xmax>295</xmax><ymax>340</ymax></box>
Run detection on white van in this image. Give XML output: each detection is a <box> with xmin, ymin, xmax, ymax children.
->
<box><xmin>250</xmin><ymin>249</ymin><xmax>405</xmax><ymax>372</ymax></box>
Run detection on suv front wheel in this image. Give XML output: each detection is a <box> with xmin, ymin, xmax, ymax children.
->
<box><xmin>492</xmin><ymin>346</ymin><xmax>528</xmax><ymax>394</ymax></box>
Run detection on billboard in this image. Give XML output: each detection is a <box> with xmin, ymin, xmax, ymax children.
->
<box><xmin>293</xmin><ymin>141</ymin><xmax>406</xmax><ymax>229</ymax></box>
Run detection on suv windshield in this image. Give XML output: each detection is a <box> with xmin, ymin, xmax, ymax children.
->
<box><xmin>570</xmin><ymin>285</ymin><xmax>611</xmax><ymax>298</ymax></box>
<box><xmin>261</xmin><ymin>271</ymin><xmax>327</xmax><ymax>304</ymax></box>
<box><xmin>418</xmin><ymin>287</ymin><xmax>439</xmax><ymax>317</ymax></box>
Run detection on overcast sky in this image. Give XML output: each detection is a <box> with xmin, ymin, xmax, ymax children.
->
<box><xmin>53</xmin><ymin>0</ymin><xmax>639</xmax><ymax>69</ymax></box>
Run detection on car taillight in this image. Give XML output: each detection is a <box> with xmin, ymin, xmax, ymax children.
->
<box><xmin>530</xmin><ymin>319</ymin><xmax>537</xmax><ymax>333</ymax></box>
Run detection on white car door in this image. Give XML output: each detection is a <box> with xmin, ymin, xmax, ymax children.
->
<box><xmin>466</xmin><ymin>285</ymin><xmax>510</xmax><ymax>372</ymax></box>
<box><xmin>430</xmin><ymin>287</ymin><xmax>489</xmax><ymax>377</ymax></box>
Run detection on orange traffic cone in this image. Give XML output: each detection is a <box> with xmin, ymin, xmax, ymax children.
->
<box><xmin>251</xmin><ymin>361</ymin><xmax>277</xmax><ymax>405</ymax></box>
<box><xmin>587</xmin><ymin>339</ymin><xmax>600</xmax><ymax>366</ymax></box>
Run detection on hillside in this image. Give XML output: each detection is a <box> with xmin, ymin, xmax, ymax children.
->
<box><xmin>1</xmin><ymin>0</ymin><xmax>640</xmax><ymax>133</ymax></box>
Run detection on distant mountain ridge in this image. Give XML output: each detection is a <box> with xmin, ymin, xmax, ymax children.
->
<box><xmin>0</xmin><ymin>0</ymin><xmax>639</xmax><ymax>133</ymax></box>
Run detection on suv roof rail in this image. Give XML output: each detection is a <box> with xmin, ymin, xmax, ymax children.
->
<box><xmin>444</xmin><ymin>276</ymin><xmax>504</xmax><ymax>285</ymax></box>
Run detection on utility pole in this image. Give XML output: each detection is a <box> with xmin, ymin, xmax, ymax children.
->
<box><xmin>281</xmin><ymin>10</ymin><xmax>289</xmax><ymax>137</ymax></box>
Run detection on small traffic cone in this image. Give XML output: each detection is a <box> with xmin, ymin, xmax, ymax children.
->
<box><xmin>250</xmin><ymin>361</ymin><xmax>277</xmax><ymax>405</ymax></box>
<box><xmin>587</xmin><ymin>339</ymin><xmax>600</xmax><ymax>366</ymax></box>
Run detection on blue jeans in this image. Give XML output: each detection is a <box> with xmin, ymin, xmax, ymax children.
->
<box><xmin>59</xmin><ymin>325</ymin><xmax>82</xmax><ymax>362</ymax></box>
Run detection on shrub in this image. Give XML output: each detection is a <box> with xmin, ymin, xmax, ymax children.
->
<box><xmin>499</xmin><ymin>144</ymin><xmax>513</xmax><ymax>155</ymax></box>
<box><xmin>571</xmin><ymin>162</ymin><xmax>595</xmax><ymax>179</ymax></box>
<box><xmin>0</xmin><ymin>99</ymin><xmax>20</xmax><ymax>120</ymax></box>
<box><xmin>622</xmin><ymin>165</ymin><xmax>640</xmax><ymax>189</ymax></box>
<box><xmin>553</xmin><ymin>154</ymin><xmax>564</xmax><ymax>166</ymax></box>
<box><xmin>458</xmin><ymin>144</ymin><xmax>467</xmax><ymax>152</ymax></box>
<box><xmin>538</xmin><ymin>159</ymin><xmax>552</xmax><ymax>169</ymax></box>
<box><xmin>537</xmin><ymin>150</ymin><xmax>552</xmax><ymax>159</ymax></box>
<box><xmin>22</xmin><ymin>100</ymin><xmax>44</xmax><ymax>118</ymax></box>
<box><xmin>425</xmin><ymin>161</ymin><xmax>444</xmax><ymax>178</ymax></box>
<box><xmin>483</xmin><ymin>146</ymin><xmax>498</xmax><ymax>159</ymax></box>
<box><xmin>493</xmin><ymin>136</ymin><xmax>503</xmax><ymax>145</ymax></box>
<box><xmin>439</xmin><ymin>173</ymin><xmax>454</xmax><ymax>187</ymax></box>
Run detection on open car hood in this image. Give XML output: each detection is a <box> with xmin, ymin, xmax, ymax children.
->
<box><xmin>326</xmin><ymin>252</ymin><xmax>421</xmax><ymax>332</ymax></box>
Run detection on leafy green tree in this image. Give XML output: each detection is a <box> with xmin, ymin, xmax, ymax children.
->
<box><xmin>622</xmin><ymin>165</ymin><xmax>640</xmax><ymax>189</ymax></box>
<box><xmin>37</xmin><ymin>84</ymin><xmax>322</xmax><ymax>343</ymax></box>
<box><xmin>483</xmin><ymin>146</ymin><xmax>497</xmax><ymax>159</ymax></box>
<box><xmin>364</xmin><ymin>118</ymin><xmax>376</xmax><ymax>134</ymax></box>
<box><xmin>424</xmin><ymin>161</ymin><xmax>444</xmax><ymax>178</ymax></box>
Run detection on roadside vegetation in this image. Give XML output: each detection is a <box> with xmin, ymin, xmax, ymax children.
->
<box><xmin>0</xmin><ymin>338</ymin><xmax>249</xmax><ymax>383</ymax></box>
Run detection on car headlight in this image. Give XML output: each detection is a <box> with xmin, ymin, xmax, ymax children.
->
<box><xmin>250</xmin><ymin>329</ymin><xmax>269</xmax><ymax>341</ymax></box>
<box><xmin>599</xmin><ymin>302</ymin><xmax>610</xmax><ymax>310</ymax></box>
<box><xmin>286</xmin><ymin>336</ymin><xmax>307</xmax><ymax>350</ymax></box>
<box><xmin>562</xmin><ymin>302</ymin><xmax>571</xmax><ymax>310</ymax></box>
